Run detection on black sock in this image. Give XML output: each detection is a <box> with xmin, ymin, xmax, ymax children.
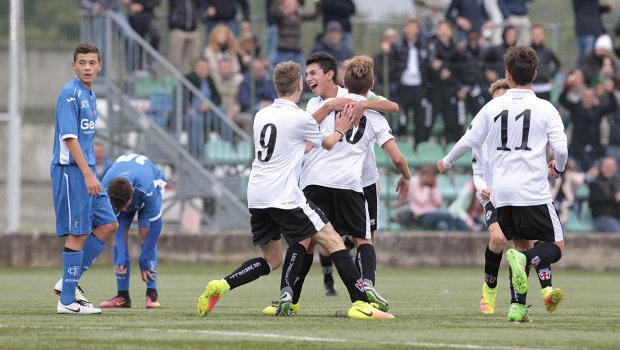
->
<box><xmin>319</xmin><ymin>253</ymin><xmax>334</xmax><ymax>284</ymax></box>
<box><xmin>118</xmin><ymin>290</ymin><xmax>130</xmax><ymax>299</ymax></box>
<box><xmin>224</xmin><ymin>257</ymin><xmax>271</xmax><ymax>290</ymax></box>
<box><xmin>522</xmin><ymin>242</ymin><xmax>562</xmax><ymax>267</ymax></box>
<box><xmin>279</xmin><ymin>243</ymin><xmax>306</xmax><ymax>292</ymax></box>
<box><xmin>63</xmin><ymin>247</ymin><xmax>78</xmax><ymax>253</ymax></box>
<box><xmin>331</xmin><ymin>249</ymin><xmax>368</xmax><ymax>303</ymax></box>
<box><xmin>146</xmin><ymin>288</ymin><xmax>157</xmax><ymax>301</ymax></box>
<box><xmin>356</xmin><ymin>243</ymin><xmax>376</xmax><ymax>286</ymax></box>
<box><xmin>509</xmin><ymin>267</ymin><xmax>530</xmax><ymax>305</ymax></box>
<box><xmin>484</xmin><ymin>245</ymin><xmax>503</xmax><ymax>289</ymax></box>
<box><xmin>535</xmin><ymin>264</ymin><xmax>552</xmax><ymax>289</ymax></box>
<box><xmin>292</xmin><ymin>253</ymin><xmax>314</xmax><ymax>304</ymax></box>
<box><xmin>344</xmin><ymin>236</ymin><xmax>355</xmax><ymax>250</ymax></box>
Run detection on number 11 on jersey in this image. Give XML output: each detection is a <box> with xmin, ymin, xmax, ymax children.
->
<box><xmin>493</xmin><ymin>109</ymin><xmax>532</xmax><ymax>152</ymax></box>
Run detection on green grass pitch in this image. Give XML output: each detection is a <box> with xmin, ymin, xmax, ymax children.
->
<box><xmin>1</xmin><ymin>265</ymin><xmax>619</xmax><ymax>349</ymax></box>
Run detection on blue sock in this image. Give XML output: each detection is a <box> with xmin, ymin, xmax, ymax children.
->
<box><xmin>61</xmin><ymin>251</ymin><xmax>84</xmax><ymax>305</ymax></box>
<box><xmin>79</xmin><ymin>234</ymin><xmax>106</xmax><ymax>279</ymax></box>
<box><xmin>113</xmin><ymin>244</ymin><xmax>131</xmax><ymax>292</ymax></box>
<box><xmin>142</xmin><ymin>243</ymin><xmax>158</xmax><ymax>290</ymax></box>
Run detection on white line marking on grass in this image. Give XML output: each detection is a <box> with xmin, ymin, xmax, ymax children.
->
<box><xmin>0</xmin><ymin>324</ymin><xmax>564</xmax><ymax>349</ymax></box>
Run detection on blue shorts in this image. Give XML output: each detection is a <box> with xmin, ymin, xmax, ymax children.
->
<box><xmin>51</xmin><ymin>164</ymin><xmax>117</xmax><ymax>237</ymax></box>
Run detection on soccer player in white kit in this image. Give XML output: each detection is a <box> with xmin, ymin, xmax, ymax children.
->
<box><xmin>196</xmin><ymin>61</ymin><xmax>394</xmax><ymax>319</ymax></box>
<box><xmin>438</xmin><ymin>46</ymin><xmax>568</xmax><ymax>322</ymax></box>
<box><xmin>473</xmin><ymin>79</ymin><xmax>563</xmax><ymax>316</ymax></box>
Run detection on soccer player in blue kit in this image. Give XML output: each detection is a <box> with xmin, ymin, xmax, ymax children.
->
<box><xmin>51</xmin><ymin>43</ymin><xmax>118</xmax><ymax>314</ymax></box>
<box><xmin>99</xmin><ymin>154</ymin><xmax>167</xmax><ymax>309</ymax></box>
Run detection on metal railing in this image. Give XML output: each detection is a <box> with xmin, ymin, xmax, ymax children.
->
<box><xmin>81</xmin><ymin>11</ymin><xmax>252</xmax><ymax>229</ymax></box>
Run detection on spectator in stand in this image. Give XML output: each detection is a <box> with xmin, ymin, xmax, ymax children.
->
<box><xmin>202</xmin><ymin>0</ymin><xmax>250</xmax><ymax>37</ymax></box>
<box><xmin>270</xmin><ymin>0</ymin><xmax>321</xmax><ymax>67</ymax></box>
<box><xmin>94</xmin><ymin>142</ymin><xmax>113</xmax><ymax>180</ymax></box>
<box><xmin>498</xmin><ymin>0</ymin><xmax>532</xmax><ymax>47</ymax></box>
<box><xmin>445</xmin><ymin>0</ymin><xmax>492</xmax><ymax>49</ymax></box>
<box><xmin>448</xmin><ymin>181</ymin><xmax>484</xmax><ymax>231</ymax></box>
<box><xmin>239</xmin><ymin>59</ymin><xmax>277</xmax><ymax>114</ymax></box>
<box><xmin>412</xmin><ymin>0</ymin><xmax>450</xmax><ymax>41</ymax></box>
<box><xmin>548</xmin><ymin>158</ymin><xmax>588</xmax><ymax>226</ymax></box>
<box><xmin>321</xmin><ymin>0</ymin><xmax>355</xmax><ymax>56</ymax></box>
<box><xmin>167</xmin><ymin>0</ymin><xmax>201</xmax><ymax>71</ymax></box>
<box><xmin>457</xmin><ymin>30</ymin><xmax>487</xmax><ymax>117</ymax></box>
<box><xmin>123</xmin><ymin>0</ymin><xmax>161</xmax><ymax>72</ymax></box>
<box><xmin>483</xmin><ymin>25</ymin><xmax>517</xmax><ymax>86</ymax></box>
<box><xmin>483</xmin><ymin>0</ymin><xmax>504</xmax><ymax>45</ymax></box>
<box><xmin>579</xmin><ymin>34</ymin><xmax>620</xmax><ymax>86</ymax></box>
<box><xmin>389</xmin><ymin>19</ymin><xmax>430</xmax><ymax>143</ymax></box>
<box><xmin>428</xmin><ymin>20</ymin><xmax>463</xmax><ymax>144</ymax></box>
<box><xmin>265</xmin><ymin>0</ymin><xmax>304</xmax><ymax>64</ymax></box>
<box><xmin>204</xmin><ymin>24</ymin><xmax>241</xmax><ymax>80</ymax></box>
<box><xmin>237</xmin><ymin>31</ymin><xmax>261</xmax><ymax>74</ymax></box>
<box><xmin>606</xmin><ymin>74</ymin><xmax>620</xmax><ymax>167</ymax></box>
<box><xmin>310</xmin><ymin>21</ymin><xmax>353</xmax><ymax>64</ymax></box>
<box><xmin>559</xmin><ymin>78</ymin><xmax>618</xmax><ymax>172</ymax></box>
<box><xmin>407</xmin><ymin>164</ymin><xmax>456</xmax><ymax>230</ymax></box>
<box><xmin>373</xmin><ymin>28</ymin><xmax>399</xmax><ymax>98</ymax></box>
<box><xmin>588</xmin><ymin>157</ymin><xmax>620</xmax><ymax>232</ymax></box>
<box><xmin>572</xmin><ymin>0</ymin><xmax>614</xmax><ymax>64</ymax></box>
<box><xmin>213</xmin><ymin>58</ymin><xmax>250</xmax><ymax>137</ymax></box>
<box><xmin>184</xmin><ymin>58</ymin><xmax>223</xmax><ymax>156</ymax></box>
<box><xmin>530</xmin><ymin>24</ymin><xmax>561</xmax><ymax>102</ymax></box>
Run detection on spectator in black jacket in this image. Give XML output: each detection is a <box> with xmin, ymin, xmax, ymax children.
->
<box><xmin>606</xmin><ymin>75</ymin><xmax>620</xmax><ymax>167</ymax></box>
<box><xmin>559</xmin><ymin>80</ymin><xmax>618</xmax><ymax>172</ymax></box>
<box><xmin>428</xmin><ymin>20</ymin><xmax>462</xmax><ymax>144</ymax></box>
<box><xmin>572</xmin><ymin>0</ymin><xmax>614</xmax><ymax>63</ymax></box>
<box><xmin>373</xmin><ymin>28</ymin><xmax>399</xmax><ymax>97</ymax></box>
<box><xmin>389</xmin><ymin>19</ymin><xmax>430</xmax><ymax>143</ymax></box>
<box><xmin>457</xmin><ymin>30</ymin><xmax>486</xmax><ymax>117</ymax></box>
<box><xmin>321</xmin><ymin>0</ymin><xmax>355</xmax><ymax>57</ymax></box>
<box><xmin>168</xmin><ymin>0</ymin><xmax>200</xmax><ymax>71</ymax></box>
<box><xmin>588</xmin><ymin>157</ymin><xmax>620</xmax><ymax>232</ymax></box>
<box><xmin>579</xmin><ymin>34</ymin><xmax>620</xmax><ymax>86</ymax></box>
<box><xmin>311</xmin><ymin>21</ymin><xmax>353</xmax><ymax>63</ymax></box>
<box><xmin>483</xmin><ymin>25</ymin><xmax>517</xmax><ymax>86</ymax></box>
<box><xmin>530</xmin><ymin>24</ymin><xmax>561</xmax><ymax>101</ymax></box>
<box><xmin>203</xmin><ymin>0</ymin><xmax>250</xmax><ymax>37</ymax></box>
<box><xmin>124</xmin><ymin>0</ymin><xmax>161</xmax><ymax>72</ymax></box>
<box><xmin>445</xmin><ymin>0</ymin><xmax>491</xmax><ymax>49</ymax></box>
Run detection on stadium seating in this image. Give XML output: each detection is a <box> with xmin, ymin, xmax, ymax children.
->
<box><xmin>235</xmin><ymin>140</ymin><xmax>254</xmax><ymax>164</ymax></box>
<box><xmin>149</xmin><ymin>93</ymin><xmax>172</xmax><ymax>128</ymax></box>
<box><xmin>374</xmin><ymin>143</ymin><xmax>389</xmax><ymax>167</ymax></box>
<box><xmin>412</xmin><ymin>141</ymin><xmax>445</xmax><ymax>168</ymax></box>
<box><xmin>204</xmin><ymin>140</ymin><xmax>237</xmax><ymax>164</ymax></box>
<box><xmin>445</xmin><ymin>142</ymin><xmax>473</xmax><ymax>167</ymax></box>
<box><xmin>438</xmin><ymin>175</ymin><xmax>458</xmax><ymax>201</ymax></box>
<box><xmin>564</xmin><ymin>208</ymin><xmax>597</xmax><ymax>233</ymax></box>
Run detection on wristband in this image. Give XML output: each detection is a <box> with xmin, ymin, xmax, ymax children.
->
<box><xmin>335</xmin><ymin>129</ymin><xmax>345</xmax><ymax>137</ymax></box>
<box><xmin>553</xmin><ymin>165</ymin><xmax>565</xmax><ymax>174</ymax></box>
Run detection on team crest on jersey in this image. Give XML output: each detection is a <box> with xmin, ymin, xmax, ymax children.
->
<box><xmin>73</xmin><ymin>220</ymin><xmax>79</xmax><ymax>230</ymax></box>
<box><xmin>538</xmin><ymin>268</ymin><xmax>551</xmax><ymax>281</ymax></box>
<box><xmin>486</xmin><ymin>210</ymin><xmax>492</xmax><ymax>221</ymax></box>
<box><xmin>80</xmin><ymin>100</ymin><xmax>90</xmax><ymax>109</ymax></box>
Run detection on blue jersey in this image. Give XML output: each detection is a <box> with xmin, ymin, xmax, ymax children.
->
<box><xmin>51</xmin><ymin>77</ymin><xmax>99</xmax><ymax>165</ymax></box>
<box><xmin>102</xmin><ymin>154</ymin><xmax>167</xmax><ymax>222</ymax></box>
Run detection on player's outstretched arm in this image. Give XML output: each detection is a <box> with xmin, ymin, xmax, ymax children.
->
<box><xmin>65</xmin><ymin>138</ymin><xmax>102</xmax><ymax>197</ymax></box>
<box><xmin>321</xmin><ymin>112</ymin><xmax>354</xmax><ymax>150</ymax></box>
<box><xmin>438</xmin><ymin>139</ymin><xmax>473</xmax><ymax>174</ymax></box>
<box><xmin>382</xmin><ymin>139</ymin><xmax>411</xmax><ymax>202</ymax></box>
<box><xmin>349</xmin><ymin>98</ymin><xmax>399</xmax><ymax>125</ymax></box>
<box><xmin>312</xmin><ymin>98</ymin><xmax>355</xmax><ymax>123</ymax></box>
<box><xmin>139</xmin><ymin>217</ymin><xmax>162</xmax><ymax>282</ymax></box>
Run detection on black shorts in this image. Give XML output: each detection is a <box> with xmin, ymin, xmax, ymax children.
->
<box><xmin>249</xmin><ymin>200</ymin><xmax>328</xmax><ymax>247</ymax></box>
<box><xmin>363</xmin><ymin>183</ymin><xmax>379</xmax><ymax>232</ymax></box>
<box><xmin>496</xmin><ymin>203</ymin><xmax>563</xmax><ymax>242</ymax></box>
<box><xmin>484</xmin><ymin>201</ymin><xmax>498</xmax><ymax>226</ymax></box>
<box><xmin>304</xmin><ymin>185</ymin><xmax>370</xmax><ymax>239</ymax></box>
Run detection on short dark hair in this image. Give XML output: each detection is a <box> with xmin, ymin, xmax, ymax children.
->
<box><xmin>503</xmin><ymin>46</ymin><xmax>539</xmax><ymax>86</ymax></box>
<box><xmin>73</xmin><ymin>43</ymin><xmax>100</xmax><ymax>62</ymax></box>
<box><xmin>305</xmin><ymin>52</ymin><xmax>338</xmax><ymax>84</ymax></box>
<box><xmin>273</xmin><ymin>61</ymin><xmax>302</xmax><ymax>96</ymax></box>
<box><xmin>343</xmin><ymin>55</ymin><xmax>374</xmax><ymax>95</ymax></box>
<box><xmin>107</xmin><ymin>177</ymin><xmax>133</xmax><ymax>211</ymax></box>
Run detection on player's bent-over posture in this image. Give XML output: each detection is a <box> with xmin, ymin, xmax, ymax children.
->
<box><xmin>196</xmin><ymin>61</ymin><xmax>394</xmax><ymax>319</ymax></box>
<box><xmin>473</xmin><ymin>79</ymin><xmax>563</xmax><ymax>315</ymax></box>
<box><xmin>99</xmin><ymin>154</ymin><xmax>167</xmax><ymax>309</ymax></box>
<box><xmin>438</xmin><ymin>46</ymin><xmax>568</xmax><ymax>322</ymax></box>
<box><xmin>52</xmin><ymin>43</ymin><xmax>118</xmax><ymax>314</ymax></box>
